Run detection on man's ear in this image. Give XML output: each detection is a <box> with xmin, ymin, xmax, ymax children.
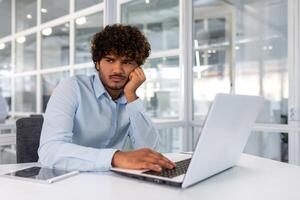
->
<box><xmin>96</xmin><ymin>61</ymin><xmax>100</xmax><ymax>71</ymax></box>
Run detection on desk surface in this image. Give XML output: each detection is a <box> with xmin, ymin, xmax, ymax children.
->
<box><xmin>0</xmin><ymin>154</ymin><xmax>299</xmax><ymax>200</ymax></box>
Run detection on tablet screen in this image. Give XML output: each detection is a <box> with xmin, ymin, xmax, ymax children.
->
<box><xmin>4</xmin><ymin>166</ymin><xmax>78</xmax><ymax>183</ymax></box>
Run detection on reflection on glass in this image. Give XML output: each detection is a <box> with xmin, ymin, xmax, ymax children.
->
<box><xmin>75</xmin><ymin>12</ymin><xmax>103</xmax><ymax>64</ymax></box>
<box><xmin>42</xmin><ymin>72</ymin><xmax>68</xmax><ymax>112</ymax></box>
<box><xmin>0</xmin><ymin>0</ymin><xmax>11</xmax><ymax>37</ymax></box>
<box><xmin>193</xmin><ymin>1</ymin><xmax>231</xmax><ymax>121</ymax></box>
<box><xmin>244</xmin><ymin>131</ymin><xmax>288</xmax><ymax>163</ymax></box>
<box><xmin>0</xmin><ymin>78</ymin><xmax>11</xmax><ymax>111</ymax></box>
<box><xmin>121</xmin><ymin>0</ymin><xmax>179</xmax><ymax>51</ymax></box>
<box><xmin>15</xmin><ymin>75</ymin><xmax>36</xmax><ymax>112</ymax></box>
<box><xmin>235</xmin><ymin>1</ymin><xmax>288</xmax><ymax>124</ymax></box>
<box><xmin>140</xmin><ymin>57</ymin><xmax>180</xmax><ymax>119</ymax></box>
<box><xmin>192</xmin><ymin>0</ymin><xmax>288</xmax><ymax>124</ymax></box>
<box><xmin>158</xmin><ymin>128</ymin><xmax>183</xmax><ymax>153</ymax></box>
<box><xmin>75</xmin><ymin>0</ymin><xmax>103</xmax><ymax>11</ymax></box>
<box><xmin>193</xmin><ymin>127</ymin><xmax>288</xmax><ymax>163</ymax></box>
<box><xmin>16</xmin><ymin>0</ymin><xmax>37</xmax><ymax>32</ymax></box>
<box><xmin>15</xmin><ymin>34</ymin><xmax>36</xmax><ymax>72</ymax></box>
<box><xmin>41</xmin><ymin>0</ymin><xmax>69</xmax><ymax>23</ymax></box>
<box><xmin>41</xmin><ymin>23</ymin><xmax>70</xmax><ymax>69</ymax></box>
<box><xmin>0</xmin><ymin>41</ymin><xmax>12</xmax><ymax>77</ymax></box>
<box><xmin>74</xmin><ymin>67</ymin><xmax>95</xmax><ymax>76</ymax></box>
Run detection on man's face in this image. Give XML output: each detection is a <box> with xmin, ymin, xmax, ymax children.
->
<box><xmin>97</xmin><ymin>54</ymin><xmax>137</xmax><ymax>91</ymax></box>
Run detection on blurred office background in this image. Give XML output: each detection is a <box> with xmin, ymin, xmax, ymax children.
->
<box><xmin>0</xmin><ymin>0</ymin><xmax>298</xmax><ymax>166</ymax></box>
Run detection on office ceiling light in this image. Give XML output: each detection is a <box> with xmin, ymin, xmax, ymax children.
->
<box><xmin>145</xmin><ymin>0</ymin><xmax>150</xmax><ymax>4</ymax></box>
<box><xmin>268</xmin><ymin>45</ymin><xmax>273</xmax><ymax>50</ymax></box>
<box><xmin>235</xmin><ymin>46</ymin><xmax>240</xmax><ymax>50</ymax></box>
<box><xmin>41</xmin><ymin>8</ymin><xmax>48</xmax><ymax>13</ymax></box>
<box><xmin>26</xmin><ymin>14</ymin><xmax>32</xmax><ymax>19</ymax></box>
<box><xmin>0</xmin><ymin>42</ymin><xmax>5</xmax><ymax>50</ymax></box>
<box><xmin>75</xmin><ymin>17</ymin><xmax>87</xmax><ymax>25</ymax></box>
<box><xmin>16</xmin><ymin>36</ymin><xmax>26</xmax><ymax>44</ymax></box>
<box><xmin>42</xmin><ymin>27</ymin><xmax>52</xmax><ymax>36</ymax></box>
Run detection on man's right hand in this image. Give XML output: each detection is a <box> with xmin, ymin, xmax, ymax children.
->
<box><xmin>111</xmin><ymin>148</ymin><xmax>176</xmax><ymax>172</ymax></box>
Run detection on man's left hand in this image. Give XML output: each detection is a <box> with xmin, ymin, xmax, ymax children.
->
<box><xmin>124</xmin><ymin>67</ymin><xmax>146</xmax><ymax>102</ymax></box>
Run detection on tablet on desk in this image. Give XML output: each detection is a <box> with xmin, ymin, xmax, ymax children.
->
<box><xmin>1</xmin><ymin>166</ymin><xmax>79</xmax><ymax>184</ymax></box>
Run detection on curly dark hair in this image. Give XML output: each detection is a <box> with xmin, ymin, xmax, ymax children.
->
<box><xmin>91</xmin><ymin>24</ymin><xmax>151</xmax><ymax>69</ymax></box>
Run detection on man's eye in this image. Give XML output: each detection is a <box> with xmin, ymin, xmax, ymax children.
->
<box><xmin>123</xmin><ymin>61</ymin><xmax>133</xmax><ymax>65</ymax></box>
<box><xmin>106</xmin><ymin>59</ymin><xmax>113</xmax><ymax>63</ymax></box>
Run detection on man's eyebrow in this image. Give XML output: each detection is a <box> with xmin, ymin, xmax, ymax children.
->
<box><xmin>121</xmin><ymin>58</ymin><xmax>135</xmax><ymax>62</ymax></box>
<box><xmin>103</xmin><ymin>56</ymin><xmax>115</xmax><ymax>59</ymax></box>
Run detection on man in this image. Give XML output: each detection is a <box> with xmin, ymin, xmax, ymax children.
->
<box><xmin>38</xmin><ymin>24</ymin><xmax>175</xmax><ymax>172</ymax></box>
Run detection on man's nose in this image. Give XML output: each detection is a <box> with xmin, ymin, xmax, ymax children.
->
<box><xmin>112</xmin><ymin>62</ymin><xmax>124</xmax><ymax>73</ymax></box>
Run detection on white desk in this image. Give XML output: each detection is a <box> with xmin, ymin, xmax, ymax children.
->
<box><xmin>0</xmin><ymin>154</ymin><xmax>300</xmax><ymax>200</ymax></box>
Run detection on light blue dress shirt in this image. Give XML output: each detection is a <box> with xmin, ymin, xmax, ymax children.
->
<box><xmin>38</xmin><ymin>74</ymin><xmax>159</xmax><ymax>172</ymax></box>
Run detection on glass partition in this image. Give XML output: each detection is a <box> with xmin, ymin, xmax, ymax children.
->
<box><xmin>41</xmin><ymin>23</ymin><xmax>70</xmax><ymax>69</ymax></box>
<box><xmin>16</xmin><ymin>0</ymin><xmax>37</xmax><ymax>32</ymax></box>
<box><xmin>75</xmin><ymin>12</ymin><xmax>103</xmax><ymax>64</ymax></box>
<box><xmin>15</xmin><ymin>34</ymin><xmax>37</xmax><ymax>72</ymax></box>
<box><xmin>41</xmin><ymin>0</ymin><xmax>69</xmax><ymax>23</ymax></box>
<box><xmin>0</xmin><ymin>0</ymin><xmax>11</xmax><ymax>37</ymax></box>
<box><xmin>121</xmin><ymin>0</ymin><xmax>179</xmax><ymax>51</ymax></box>
<box><xmin>192</xmin><ymin>0</ymin><xmax>288</xmax><ymax>124</ymax></box>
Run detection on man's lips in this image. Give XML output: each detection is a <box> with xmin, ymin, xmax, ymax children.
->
<box><xmin>109</xmin><ymin>75</ymin><xmax>126</xmax><ymax>82</ymax></box>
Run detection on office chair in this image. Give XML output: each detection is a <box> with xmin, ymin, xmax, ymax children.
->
<box><xmin>16</xmin><ymin>115</ymin><xmax>44</xmax><ymax>163</ymax></box>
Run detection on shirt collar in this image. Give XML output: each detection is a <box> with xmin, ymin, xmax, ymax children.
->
<box><xmin>93</xmin><ymin>74</ymin><xmax>106</xmax><ymax>98</ymax></box>
<box><xmin>93</xmin><ymin>74</ymin><xmax>127</xmax><ymax>105</ymax></box>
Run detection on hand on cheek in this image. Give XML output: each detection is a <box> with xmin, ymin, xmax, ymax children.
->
<box><xmin>124</xmin><ymin>67</ymin><xmax>146</xmax><ymax>103</ymax></box>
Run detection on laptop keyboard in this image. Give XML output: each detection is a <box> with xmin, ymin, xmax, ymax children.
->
<box><xmin>142</xmin><ymin>158</ymin><xmax>191</xmax><ymax>178</ymax></box>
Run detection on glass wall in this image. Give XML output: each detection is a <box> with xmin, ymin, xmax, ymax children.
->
<box><xmin>192</xmin><ymin>0</ymin><xmax>288</xmax><ymax>162</ymax></box>
<box><xmin>41</xmin><ymin>0</ymin><xmax>69</xmax><ymax>23</ymax></box>
<box><xmin>192</xmin><ymin>128</ymin><xmax>288</xmax><ymax>163</ymax></box>
<box><xmin>16</xmin><ymin>0</ymin><xmax>37</xmax><ymax>32</ymax></box>
<box><xmin>0</xmin><ymin>41</ymin><xmax>12</xmax><ymax>77</ymax></box>
<box><xmin>121</xmin><ymin>0</ymin><xmax>179</xmax><ymax>51</ymax></box>
<box><xmin>15</xmin><ymin>75</ymin><xmax>36</xmax><ymax>112</ymax></box>
<box><xmin>0</xmin><ymin>0</ymin><xmax>11</xmax><ymax>38</ymax></box>
<box><xmin>75</xmin><ymin>0</ymin><xmax>103</xmax><ymax>11</ymax></box>
<box><xmin>121</xmin><ymin>0</ymin><xmax>180</xmax><ymax>120</ymax></box>
<box><xmin>0</xmin><ymin>40</ymin><xmax>12</xmax><ymax>111</ymax></box>
<box><xmin>192</xmin><ymin>0</ymin><xmax>288</xmax><ymax>124</ymax></box>
<box><xmin>41</xmin><ymin>23</ymin><xmax>70</xmax><ymax>68</ymax></box>
<box><xmin>158</xmin><ymin>127</ymin><xmax>184</xmax><ymax>153</ymax></box>
<box><xmin>234</xmin><ymin>1</ymin><xmax>288</xmax><ymax>125</ymax></box>
<box><xmin>141</xmin><ymin>57</ymin><xmax>180</xmax><ymax>118</ymax></box>
<box><xmin>193</xmin><ymin>1</ymin><xmax>232</xmax><ymax>120</ymax></box>
<box><xmin>4</xmin><ymin>1</ymin><xmax>104</xmax><ymax>115</ymax></box>
<box><xmin>0</xmin><ymin>78</ymin><xmax>11</xmax><ymax>111</ymax></box>
<box><xmin>75</xmin><ymin>12</ymin><xmax>103</xmax><ymax>64</ymax></box>
<box><xmin>15</xmin><ymin>34</ymin><xmax>37</xmax><ymax>72</ymax></box>
<box><xmin>244</xmin><ymin>131</ymin><xmax>288</xmax><ymax>163</ymax></box>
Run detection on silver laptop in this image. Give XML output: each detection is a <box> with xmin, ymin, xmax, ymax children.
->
<box><xmin>111</xmin><ymin>93</ymin><xmax>264</xmax><ymax>188</ymax></box>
